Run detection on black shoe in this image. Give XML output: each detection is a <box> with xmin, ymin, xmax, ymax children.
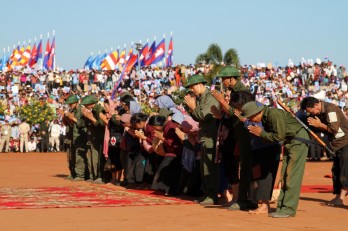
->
<box><xmin>120</xmin><ymin>180</ymin><xmax>128</xmax><ymax>187</ymax></box>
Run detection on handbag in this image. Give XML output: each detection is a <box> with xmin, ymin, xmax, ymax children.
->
<box><xmin>270</xmin><ymin>181</ymin><xmax>282</xmax><ymax>203</ymax></box>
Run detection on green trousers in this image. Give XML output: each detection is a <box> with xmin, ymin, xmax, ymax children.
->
<box><xmin>66</xmin><ymin>144</ymin><xmax>76</xmax><ymax>177</ymax></box>
<box><xmin>277</xmin><ymin>129</ymin><xmax>309</xmax><ymax>216</ymax></box>
<box><xmin>75</xmin><ymin>146</ymin><xmax>87</xmax><ymax>179</ymax></box>
<box><xmin>86</xmin><ymin>143</ymin><xmax>103</xmax><ymax>180</ymax></box>
<box><xmin>200</xmin><ymin>138</ymin><xmax>219</xmax><ymax>200</ymax></box>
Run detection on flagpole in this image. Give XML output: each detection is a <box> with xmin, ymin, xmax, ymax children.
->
<box><xmin>171</xmin><ymin>31</ymin><xmax>173</xmax><ymax>67</ymax></box>
<box><xmin>163</xmin><ymin>34</ymin><xmax>166</xmax><ymax>68</ymax></box>
<box><xmin>53</xmin><ymin>30</ymin><xmax>55</xmax><ymax>71</ymax></box>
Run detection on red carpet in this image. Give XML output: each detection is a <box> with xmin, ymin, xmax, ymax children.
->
<box><xmin>0</xmin><ymin>186</ymin><xmax>193</xmax><ymax>210</ymax></box>
<box><xmin>300</xmin><ymin>185</ymin><xmax>332</xmax><ymax>193</ymax></box>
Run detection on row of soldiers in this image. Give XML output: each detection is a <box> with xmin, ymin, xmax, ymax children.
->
<box><xmin>61</xmin><ymin>94</ymin><xmax>107</xmax><ymax>184</ymax></box>
<box><xmin>182</xmin><ymin>66</ymin><xmax>348</xmax><ymax>218</ymax></box>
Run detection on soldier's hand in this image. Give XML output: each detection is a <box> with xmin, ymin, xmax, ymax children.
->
<box><xmin>211</xmin><ymin>90</ymin><xmax>225</xmax><ymax>104</ymax></box>
<box><xmin>211</xmin><ymin>105</ymin><xmax>222</xmax><ymax>119</ymax></box>
<box><xmin>247</xmin><ymin>125</ymin><xmax>262</xmax><ymax>137</ymax></box>
<box><xmin>66</xmin><ymin>112</ymin><xmax>75</xmax><ymax>120</ymax></box>
<box><xmin>184</xmin><ymin>95</ymin><xmax>196</xmax><ymax>110</ymax></box>
<box><xmin>234</xmin><ymin>109</ymin><xmax>247</xmax><ymax>122</ymax></box>
<box><xmin>135</xmin><ymin>130</ymin><xmax>146</xmax><ymax>140</ymax></box>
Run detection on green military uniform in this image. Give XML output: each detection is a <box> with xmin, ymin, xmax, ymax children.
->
<box><xmin>72</xmin><ymin>104</ymin><xmax>88</xmax><ymax>180</ymax></box>
<box><xmin>63</xmin><ymin>95</ymin><xmax>80</xmax><ymax>179</ymax></box>
<box><xmin>242</xmin><ymin>102</ymin><xmax>309</xmax><ymax>217</ymax></box>
<box><xmin>218</xmin><ymin>66</ymin><xmax>253</xmax><ymax>210</ymax></box>
<box><xmin>185</xmin><ymin>75</ymin><xmax>220</xmax><ymax>203</ymax></box>
<box><xmin>81</xmin><ymin>95</ymin><xmax>106</xmax><ymax>182</ymax></box>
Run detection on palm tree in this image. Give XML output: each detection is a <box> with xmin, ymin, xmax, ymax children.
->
<box><xmin>195</xmin><ymin>53</ymin><xmax>209</xmax><ymax>64</ymax></box>
<box><xmin>195</xmin><ymin>43</ymin><xmax>239</xmax><ymax>66</ymax></box>
<box><xmin>206</xmin><ymin>43</ymin><xmax>223</xmax><ymax>64</ymax></box>
<box><xmin>223</xmin><ymin>48</ymin><xmax>240</xmax><ymax>67</ymax></box>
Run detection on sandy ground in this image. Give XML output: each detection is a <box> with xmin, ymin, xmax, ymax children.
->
<box><xmin>0</xmin><ymin>152</ymin><xmax>347</xmax><ymax>231</ymax></box>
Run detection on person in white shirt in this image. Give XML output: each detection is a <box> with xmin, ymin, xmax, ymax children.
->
<box><xmin>50</xmin><ymin>120</ymin><xmax>61</xmax><ymax>152</ymax></box>
<box><xmin>28</xmin><ymin>138</ymin><xmax>37</xmax><ymax>152</ymax></box>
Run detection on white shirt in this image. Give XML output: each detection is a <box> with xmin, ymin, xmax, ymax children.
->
<box><xmin>50</xmin><ymin>124</ymin><xmax>61</xmax><ymax>138</ymax></box>
<box><xmin>28</xmin><ymin>141</ymin><xmax>37</xmax><ymax>151</ymax></box>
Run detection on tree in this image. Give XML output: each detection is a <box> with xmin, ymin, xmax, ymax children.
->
<box><xmin>206</xmin><ymin>43</ymin><xmax>223</xmax><ymax>64</ymax></box>
<box><xmin>19</xmin><ymin>99</ymin><xmax>55</xmax><ymax>125</ymax></box>
<box><xmin>224</xmin><ymin>48</ymin><xmax>240</xmax><ymax>67</ymax></box>
<box><xmin>195</xmin><ymin>53</ymin><xmax>209</xmax><ymax>65</ymax></box>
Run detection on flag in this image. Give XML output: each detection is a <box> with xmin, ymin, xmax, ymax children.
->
<box><xmin>37</xmin><ymin>39</ymin><xmax>42</xmax><ymax>59</ymax></box>
<box><xmin>117</xmin><ymin>48</ymin><xmax>126</xmax><ymax>69</ymax></box>
<box><xmin>101</xmin><ymin>50</ymin><xmax>119</xmax><ymax>70</ymax></box>
<box><xmin>144</xmin><ymin>40</ymin><xmax>156</xmax><ymax>66</ymax></box>
<box><xmin>19</xmin><ymin>44</ymin><xmax>31</xmax><ymax>66</ymax></box>
<box><xmin>166</xmin><ymin>36</ymin><xmax>173</xmax><ymax>67</ymax></box>
<box><xmin>43</xmin><ymin>39</ymin><xmax>51</xmax><ymax>69</ymax></box>
<box><xmin>126</xmin><ymin>46</ymin><xmax>133</xmax><ymax>62</ymax></box>
<box><xmin>84</xmin><ymin>55</ymin><xmax>93</xmax><ymax>69</ymax></box>
<box><xmin>47</xmin><ymin>36</ymin><xmax>55</xmax><ymax>70</ymax></box>
<box><xmin>1</xmin><ymin>53</ymin><xmax>9</xmax><ymax>71</ymax></box>
<box><xmin>90</xmin><ymin>54</ymin><xmax>102</xmax><ymax>70</ymax></box>
<box><xmin>111</xmin><ymin>53</ymin><xmax>138</xmax><ymax>99</ymax></box>
<box><xmin>29</xmin><ymin>43</ymin><xmax>38</xmax><ymax>68</ymax></box>
<box><xmin>11</xmin><ymin>46</ymin><xmax>25</xmax><ymax>67</ymax></box>
<box><xmin>146</xmin><ymin>38</ymin><xmax>165</xmax><ymax>66</ymax></box>
<box><xmin>139</xmin><ymin>43</ymin><xmax>148</xmax><ymax>67</ymax></box>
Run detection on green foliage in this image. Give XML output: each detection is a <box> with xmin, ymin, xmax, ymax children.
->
<box><xmin>0</xmin><ymin>104</ymin><xmax>4</xmax><ymax>115</ymax></box>
<box><xmin>196</xmin><ymin>43</ymin><xmax>240</xmax><ymax>67</ymax></box>
<box><xmin>206</xmin><ymin>43</ymin><xmax>223</xmax><ymax>64</ymax></box>
<box><xmin>171</xmin><ymin>88</ymin><xmax>188</xmax><ymax>105</ymax></box>
<box><xmin>19</xmin><ymin>99</ymin><xmax>55</xmax><ymax>125</ymax></box>
<box><xmin>141</xmin><ymin>103</ymin><xmax>156</xmax><ymax>115</ymax></box>
<box><xmin>224</xmin><ymin>48</ymin><xmax>240</xmax><ymax>67</ymax></box>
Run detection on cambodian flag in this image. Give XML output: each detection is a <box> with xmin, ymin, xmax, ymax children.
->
<box><xmin>29</xmin><ymin>43</ymin><xmax>37</xmax><ymax>68</ymax></box>
<box><xmin>139</xmin><ymin>43</ymin><xmax>148</xmax><ymax>67</ymax></box>
<box><xmin>144</xmin><ymin>40</ymin><xmax>156</xmax><ymax>66</ymax></box>
<box><xmin>43</xmin><ymin>39</ymin><xmax>51</xmax><ymax>70</ymax></box>
<box><xmin>166</xmin><ymin>37</ymin><xmax>173</xmax><ymax>67</ymax></box>
<box><xmin>47</xmin><ymin>36</ymin><xmax>55</xmax><ymax>70</ymax></box>
<box><xmin>146</xmin><ymin>38</ymin><xmax>165</xmax><ymax>66</ymax></box>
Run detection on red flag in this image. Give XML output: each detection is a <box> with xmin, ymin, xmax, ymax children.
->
<box><xmin>29</xmin><ymin>43</ymin><xmax>38</xmax><ymax>67</ymax></box>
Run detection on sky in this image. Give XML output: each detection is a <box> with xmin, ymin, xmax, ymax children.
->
<box><xmin>1</xmin><ymin>0</ymin><xmax>347</xmax><ymax>69</ymax></box>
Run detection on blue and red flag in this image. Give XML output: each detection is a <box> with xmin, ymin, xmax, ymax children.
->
<box><xmin>43</xmin><ymin>39</ymin><xmax>51</xmax><ymax>69</ymax></box>
<box><xmin>47</xmin><ymin>36</ymin><xmax>55</xmax><ymax>70</ymax></box>
<box><xmin>146</xmin><ymin>38</ymin><xmax>165</xmax><ymax>66</ymax></box>
<box><xmin>166</xmin><ymin>36</ymin><xmax>173</xmax><ymax>67</ymax></box>
<box><xmin>139</xmin><ymin>43</ymin><xmax>148</xmax><ymax>67</ymax></box>
<box><xmin>144</xmin><ymin>40</ymin><xmax>156</xmax><ymax>66</ymax></box>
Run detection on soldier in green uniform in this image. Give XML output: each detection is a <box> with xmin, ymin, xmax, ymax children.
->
<box><xmin>212</xmin><ymin>66</ymin><xmax>254</xmax><ymax>210</ymax></box>
<box><xmin>241</xmin><ymin>101</ymin><xmax>309</xmax><ymax>218</ymax></box>
<box><xmin>61</xmin><ymin>95</ymin><xmax>88</xmax><ymax>181</ymax></box>
<box><xmin>184</xmin><ymin>74</ymin><xmax>220</xmax><ymax>205</ymax></box>
<box><xmin>81</xmin><ymin>95</ymin><xmax>107</xmax><ymax>184</ymax></box>
<box><xmin>61</xmin><ymin>95</ymin><xmax>79</xmax><ymax>180</ymax></box>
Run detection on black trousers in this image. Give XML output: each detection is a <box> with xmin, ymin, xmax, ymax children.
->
<box><xmin>251</xmin><ymin>145</ymin><xmax>281</xmax><ymax>201</ymax></box>
<box><xmin>332</xmin><ymin>143</ymin><xmax>348</xmax><ymax>194</ymax></box>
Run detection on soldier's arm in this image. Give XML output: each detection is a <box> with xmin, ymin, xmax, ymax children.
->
<box><xmin>260</xmin><ymin>112</ymin><xmax>286</xmax><ymax>142</ymax></box>
<box><xmin>191</xmin><ymin>94</ymin><xmax>220</xmax><ymax>121</ymax></box>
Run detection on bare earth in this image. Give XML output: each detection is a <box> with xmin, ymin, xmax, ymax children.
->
<box><xmin>0</xmin><ymin>152</ymin><xmax>347</xmax><ymax>231</ymax></box>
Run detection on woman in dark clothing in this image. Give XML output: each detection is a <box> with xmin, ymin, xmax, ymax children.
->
<box><xmin>150</xmin><ymin>114</ymin><xmax>184</xmax><ymax>195</ymax></box>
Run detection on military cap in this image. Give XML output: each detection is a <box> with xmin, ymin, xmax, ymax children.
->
<box><xmin>241</xmin><ymin>101</ymin><xmax>265</xmax><ymax>118</ymax></box>
<box><xmin>184</xmin><ymin>74</ymin><xmax>207</xmax><ymax>88</ymax></box>
<box><xmin>158</xmin><ymin>108</ymin><xmax>174</xmax><ymax>119</ymax></box>
<box><xmin>81</xmin><ymin>95</ymin><xmax>98</xmax><ymax>105</ymax></box>
<box><xmin>217</xmin><ymin>66</ymin><xmax>240</xmax><ymax>78</ymax></box>
<box><xmin>64</xmin><ymin>95</ymin><xmax>79</xmax><ymax>104</ymax></box>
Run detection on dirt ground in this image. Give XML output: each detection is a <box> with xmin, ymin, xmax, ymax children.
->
<box><xmin>0</xmin><ymin>152</ymin><xmax>347</xmax><ymax>231</ymax></box>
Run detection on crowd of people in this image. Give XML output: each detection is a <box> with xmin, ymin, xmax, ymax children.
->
<box><xmin>1</xmin><ymin>59</ymin><xmax>348</xmax><ymax>218</ymax></box>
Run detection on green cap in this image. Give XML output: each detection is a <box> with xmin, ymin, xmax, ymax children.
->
<box><xmin>64</xmin><ymin>95</ymin><xmax>79</xmax><ymax>104</ymax></box>
<box><xmin>81</xmin><ymin>95</ymin><xmax>98</xmax><ymax>105</ymax></box>
<box><xmin>217</xmin><ymin>66</ymin><xmax>240</xmax><ymax>78</ymax></box>
<box><xmin>184</xmin><ymin>74</ymin><xmax>207</xmax><ymax>88</ymax></box>
<box><xmin>158</xmin><ymin>108</ymin><xmax>173</xmax><ymax>118</ymax></box>
<box><xmin>241</xmin><ymin>101</ymin><xmax>264</xmax><ymax>118</ymax></box>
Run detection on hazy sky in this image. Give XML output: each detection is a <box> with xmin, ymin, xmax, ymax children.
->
<box><xmin>1</xmin><ymin>0</ymin><xmax>347</xmax><ymax>69</ymax></box>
